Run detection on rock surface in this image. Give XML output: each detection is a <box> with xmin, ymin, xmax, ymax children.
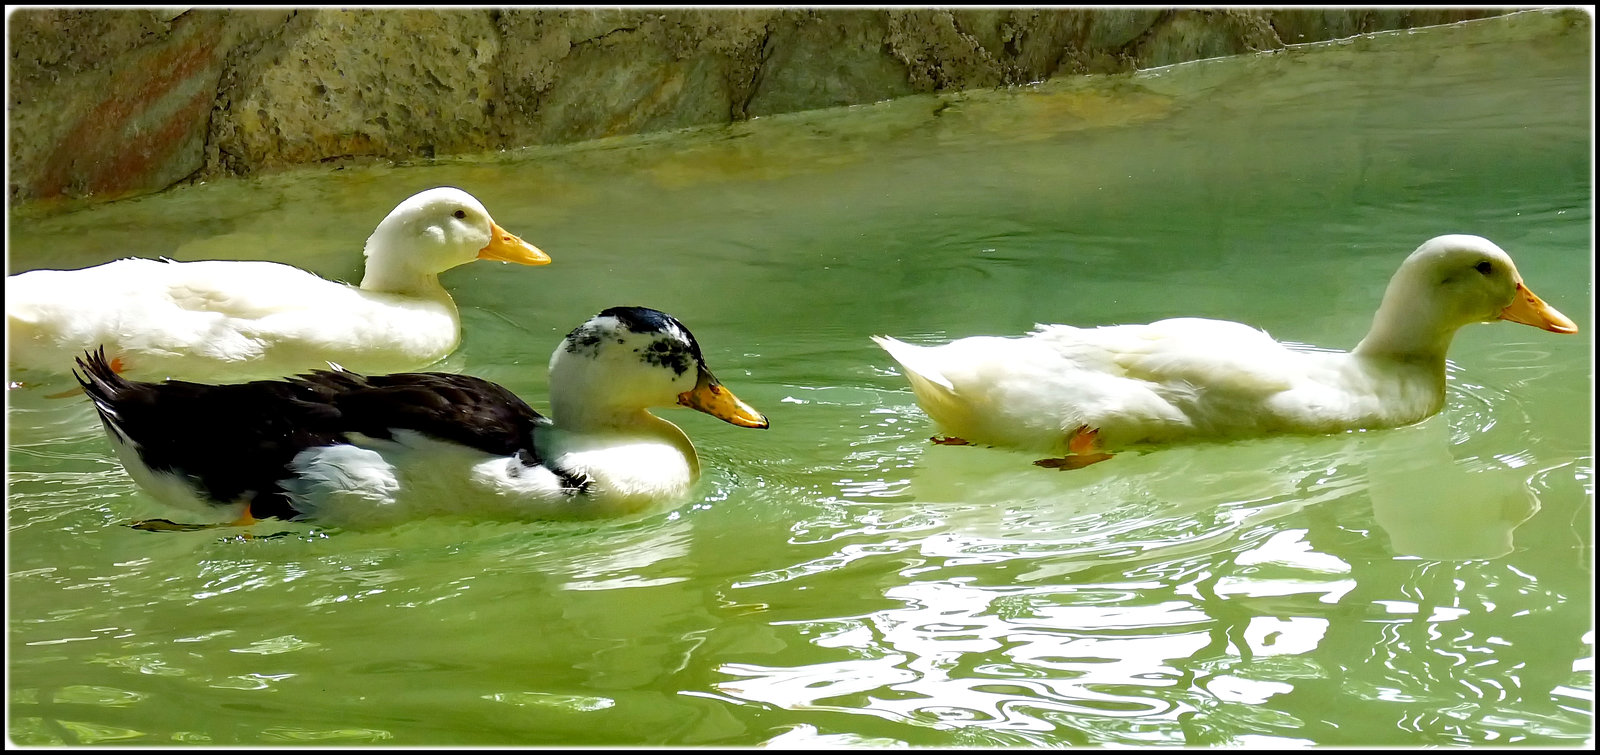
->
<box><xmin>7</xmin><ymin>7</ymin><xmax>1522</xmax><ymax>209</ymax></box>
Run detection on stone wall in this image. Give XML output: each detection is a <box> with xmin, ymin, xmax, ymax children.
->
<box><xmin>6</xmin><ymin>7</ymin><xmax>1513</xmax><ymax>210</ymax></box>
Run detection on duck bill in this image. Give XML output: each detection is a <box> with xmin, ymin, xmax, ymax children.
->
<box><xmin>677</xmin><ymin>369</ymin><xmax>769</xmax><ymax>429</ymax></box>
<box><xmin>1500</xmin><ymin>281</ymin><xmax>1578</xmax><ymax>334</ymax></box>
<box><xmin>478</xmin><ymin>222</ymin><xmax>551</xmax><ymax>265</ymax></box>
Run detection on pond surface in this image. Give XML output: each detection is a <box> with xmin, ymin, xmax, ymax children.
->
<box><xmin>6</xmin><ymin>10</ymin><xmax>1593</xmax><ymax>747</ymax></box>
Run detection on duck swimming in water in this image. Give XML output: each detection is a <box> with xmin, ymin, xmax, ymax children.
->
<box><xmin>76</xmin><ymin>306</ymin><xmax>769</xmax><ymax>529</ymax></box>
<box><xmin>10</xmin><ymin>186</ymin><xmax>549</xmax><ymax>383</ymax></box>
<box><xmin>873</xmin><ymin>234</ymin><xmax>1578</xmax><ymax>469</ymax></box>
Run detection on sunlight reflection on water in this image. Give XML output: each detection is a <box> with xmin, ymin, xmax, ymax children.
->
<box><xmin>6</xmin><ymin>10</ymin><xmax>1592</xmax><ymax>748</ymax></box>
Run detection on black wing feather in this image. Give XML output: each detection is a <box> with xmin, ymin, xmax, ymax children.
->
<box><xmin>299</xmin><ymin>370</ymin><xmax>549</xmax><ymax>457</ymax></box>
<box><xmin>74</xmin><ymin>349</ymin><xmax>553</xmax><ymax>520</ymax></box>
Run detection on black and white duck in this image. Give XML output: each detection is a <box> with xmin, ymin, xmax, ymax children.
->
<box><xmin>76</xmin><ymin>306</ymin><xmax>770</xmax><ymax>528</ymax></box>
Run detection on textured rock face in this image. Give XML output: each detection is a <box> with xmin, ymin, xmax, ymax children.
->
<box><xmin>213</xmin><ymin>9</ymin><xmax>504</xmax><ymax>173</ymax></box>
<box><xmin>493</xmin><ymin>8</ymin><xmax>778</xmax><ymax>142</ymax></box>
<box><xmin>6</xmin><ymin>7</ymin><xmax>1524</xmax><ymax>209</ymax></box>
<box><xmin>8</xmin><ymin>9</ymin><xmax>232</xmax><ymax>202</ymax></box>
<box><xmin>748</xmin><ymin>12</ymin><xmax>914</xmax><ymax>117</ymax></box>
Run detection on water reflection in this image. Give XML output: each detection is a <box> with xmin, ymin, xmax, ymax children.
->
<box><xmin>713</xmin><ymin>368</ymin><xmax>1581</xmax><ymax>742</ymax></box>
<box><xmin>5</xmin><ymin>9</ymin><xmax>1591</xmax><ymax>747</ymax></box>
<box><xmin>1365</xmin><ymin>418</ymin><xmax>1540</xmax><ymax>561</ymax></box>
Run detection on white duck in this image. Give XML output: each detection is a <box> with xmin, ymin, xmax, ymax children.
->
<box><xmin>873</xmin><ymin>234</ymin><xmax>1578</xmax><ymax>468</ymax></box>
<box><xmin>8</xmin><ymin>187</ymin><xmax>549</xmax><ymax>383</ymax></box>
<box><xmin>73</xmin><ymin>306</ymin><xmax>770</xmax><ymax>529</ymax></box>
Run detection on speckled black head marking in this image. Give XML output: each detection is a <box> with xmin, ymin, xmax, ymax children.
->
<box><xmin>562</xmin><ymin>322</ymin><xmax>606</xmax><ymax>359</ymax></box>
<box><xmin>640</xmin><ymin>337</ymin><xmax>694</xmax><ymax>376</ymax></box>
<box><xmin>564</xmin><ymin>306</ymin><xmax>709</xmax><ymax>377</ymax></box>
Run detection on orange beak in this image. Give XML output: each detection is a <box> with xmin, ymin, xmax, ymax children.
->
<box><xmin>677</xmin><ymin>368</ymin><xmax>769</xmax><ymax>429</ymax></box>
<box><xmin>478</xmin><ymin>222</ymin><xmax>551</xmax><ymax>265</ymax></box>
<box><xmin>1499</xmin><ymin>280</ymin><xmax>1578</xmax><ymax>334</ymax></box>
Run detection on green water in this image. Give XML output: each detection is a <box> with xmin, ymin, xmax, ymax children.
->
<box><xmin>6</xmin><ymin>11</ymin><xmax>1593</xmax><ymax>747</ymax></box>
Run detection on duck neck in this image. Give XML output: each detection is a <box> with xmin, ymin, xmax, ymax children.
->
<box><xmin>1352</xmin><ymin>297</ymin><xmax>1456</xmax><ymax>373</ymax></box>
<box><xmin>551</xmin><ymin>403</ymin><xmax>701</xmax><ymax>481</ymax></box>
<box><xmin>358</xmin><ymin>262</ymin><xmax>450</xmax><ymax>299</ymax></box>
<box><xmin>357</xmin><ymin>227</ymin><xmax>453</xmax><ymax>299</ymax></box>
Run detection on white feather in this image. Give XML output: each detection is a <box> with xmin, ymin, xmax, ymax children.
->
<box><xmin>6</xmin><ymin>187</ymin><xmax>546</xmax><ymax>382</ymax></box>
<box><xmin>875</xmin><ymin>235</ymin><xmax>1577</xmax><ymax>454</ymax></box>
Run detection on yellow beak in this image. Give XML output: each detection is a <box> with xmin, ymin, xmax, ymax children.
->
<box><xmin>677</xmin><ymin>368</ymin><xmax>769</xmax><ymax>429</ymax></box>
<box><xmin>478</xmin><ymin>222</ymin><xmax>551</xmax><ymax>265</ymax></box>
<box><xmin>1499</xmin><ymin>280</ymin><xmax>1578</xmax><ymax>334</ymax></box>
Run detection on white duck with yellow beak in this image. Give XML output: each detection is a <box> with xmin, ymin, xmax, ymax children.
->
<box><xmin>873</xmin><ymin>234</ymin><xmax>1578</xmax><ymax>468</ymax></box>
<box><xmin>8</xmin><ymin>187</ymin><xmax>549</xmax><ymax>382</ymax></box>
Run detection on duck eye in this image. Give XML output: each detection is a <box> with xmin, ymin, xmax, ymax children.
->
<box><xmin>1474</xmin><ymin>260</ymin><xmax>1493</xmax><ymax>275</ymax></box>
<box><xmin>452</xmin><ymin>210</ymin><xmax>467</xmax><ymax>220</ymax></box>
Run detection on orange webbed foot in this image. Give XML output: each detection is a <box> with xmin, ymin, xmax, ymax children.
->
<box><xmin>1067</xmin><ymin>425</ymin><xmax>1101</xmax><ymax>455</ymax></box>
<box><xmin>129</xmin><ymin>518</ymin><xmax>212</xmax><ymax>532</ymax></box>
<box><xmin>1033</xmin><ymin>454</ymin><xmax>1114</xmax><ymax>470</ymax></box>
<box><xmin>1033</xmin><ymin>425</ymin><xmax>1114</xmax><ymax>470</ymax></box>
<box><xmin>129</xmin><ymin>506</ymin><xmax>262</xmax><ymax>534</ymax></box>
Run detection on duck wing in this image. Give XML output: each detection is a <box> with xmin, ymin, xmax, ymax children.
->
<box><xmin>293</xmin><ymin>370</ymin><xmax>552</xmax><ymax>458</ymax></box>
<box><xmin>1049</xmin><ymin>317</ymin><xmax>1301</xmax><ymax>396</ymax></box>
<box><xmin>76</xmin><ymin>351</ymin><xmax>551</xmax><ymax>520</ymax></box>
<box><xmin>158</xmin><ymin>260</ymin><xmax>357</xmax><ymax>320</ymax></box>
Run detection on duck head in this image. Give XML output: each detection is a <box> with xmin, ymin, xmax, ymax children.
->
<box><xmin>359</xmin><ymin>186</ymin><xmax>549</xmax><ymax>293</ymax></box>
<box><xmin>1356</xmin><ymin>234</ymin><xmax>1577</xmax><ymax>359</ymax></box>
<box><xmin>547</xmin><ymin>306</ymin><xmax>769</xmax><ymax>430</ymax></box>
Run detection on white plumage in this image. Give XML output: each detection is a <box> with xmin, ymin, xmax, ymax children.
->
<box><xmin>874</xmin><ymin>235</ymin><xmax>1578</xmax><ymax>463</ymax></box>
<box><xmin>9</xmin><ymin>187</ymin><xmax>549</xmax><ymax>382</ymax></box>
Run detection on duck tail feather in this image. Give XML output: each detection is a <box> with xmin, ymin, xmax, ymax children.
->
<box><xmin>73</xmin><ymin>347</ymin><xmax>135</xmax><ymax>435</ymax></box>
<box><xmin>73</xmin><ymin>347</ymin><xmax>125</xmax><ymax>400</ymax></box>
<box><xmin>871</xmin><ymin>335</ymin><xmax>955</xmax><ymax>391</ymax></box>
